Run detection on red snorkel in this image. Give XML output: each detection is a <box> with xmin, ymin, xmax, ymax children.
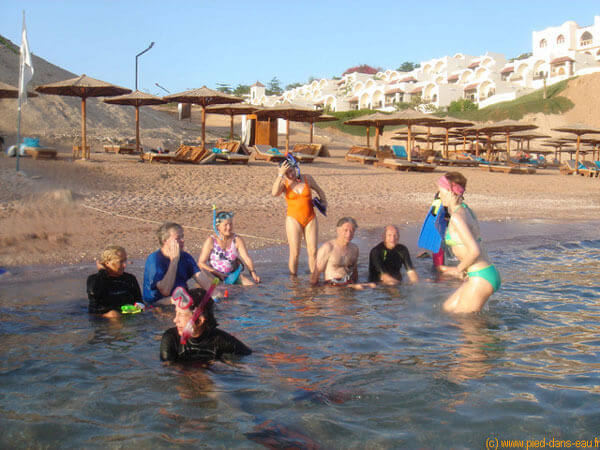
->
<box><xmin>179</xmin><ymin>278</ymin><xmax>220</xmax><ymax>345</ymax></box>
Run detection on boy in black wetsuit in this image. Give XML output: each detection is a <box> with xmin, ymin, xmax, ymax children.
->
<box><xmin>87</xmin><ymin>245</ymin><xmax>142</xmax><ymax>318</ymax></box>
<box><xmin>368</xmin><ymin>225</ymin><xmax>418</xmax><ymax>285</ymax></box>
<box><xmin>160</xmin><ymin>287</ymin><xmax>251</xmax><ymax>363</ymax></box>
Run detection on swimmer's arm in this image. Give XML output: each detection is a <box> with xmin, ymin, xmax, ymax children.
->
<box><xmin>400</xmin><ymin>246</ymin><xmax>419</xmax><ymax>284</ymax></box>
<box><xmin>311</xmin><ymin>243</ymin><xmax>331</xmax><ymax>285</ymax></box>
<box><xmin>156</xmin><ymin>261</ymin><xmax>179</xmax><ymax>297</ymax></box>
<box><xmin>197</xmin><ymin>237</ymin><xmax>217</xmax><ymax>274</ymax></box>
<box><xmin>192</xmin><ymin>269</ymin><xmax>213</xmax><ymax>291</ymax></box>
<box><xmin>271</xmin><ymin>165</ymin><xmax>287</xmax><ymax>197</ymax></box>
<box><xmin>306</xmin><ymin>175</ymin><xmax>327</xmax><ymax>206</ymax></box>
<box><xmin>236</xmin><ymin>237</ymin><xmax>260</xmax><ymax>283</ymax></box>
<box><xmin>406</xmin><ymin>270</ymin><xmax>419</xmax><ymax>284</ymax></box>
<box><xmin>452</xmin><ymin>216</ymin><xmax>481</xmax><ymax>273</ymax></box>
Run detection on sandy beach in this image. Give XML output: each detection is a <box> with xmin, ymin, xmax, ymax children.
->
<box><xmin>1</xmin><ymin>132</ymin><xmax>599</xmax><ymax>268</ymax></box>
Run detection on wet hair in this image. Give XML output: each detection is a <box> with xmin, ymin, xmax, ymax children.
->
<box><xmin>187</xmin><ymin>288</ymin><xmax>218</xmax><ymax>331</ymax></box>
<box><xmin>337</xmin><ymin>217</ymin><xmax>358</xmax><ymax>229</ymax></box>
<box><xmin>382</xmin><ymin>225</ymin><xmax>399</xmax><ymax>240</ymax></box>
<box><xmin>157</xmin><ymin>222</ymin><xmax>183</xmax><ymax>246</ymax></box>
<box><xmin>99</xmin><ymin>245</ymin><xmax>126</xmax><ymax>264</ymax></box>
<box><xmin>215</xmin><ymin>211</ymin><xmax>233</xmax><ymax>226</ymax></box>
<box><xmin>444</xmin><ymin>172</ymin><xmax>467</xmax><ymax>190</ymax></box>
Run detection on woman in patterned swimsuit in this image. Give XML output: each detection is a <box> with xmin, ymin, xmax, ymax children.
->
<box><xmin>198</xmin><ymin>212</ymin><xmax>260</xmax><ymax>286</ymax></box>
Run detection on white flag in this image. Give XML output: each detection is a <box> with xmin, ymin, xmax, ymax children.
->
<box><xmin>18</xmin><ymin>12</ymin><xmax>34</xmax><ymax>104</ymax></box>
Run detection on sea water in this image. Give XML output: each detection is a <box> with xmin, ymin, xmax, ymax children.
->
<box><xmin>1</xmin><ymin>221</ymin><xmax>599</xmax><ymax>448</ymax></box>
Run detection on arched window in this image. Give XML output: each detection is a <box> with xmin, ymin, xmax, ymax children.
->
<box><xmin>581</xmin><ymin>31</ymin><xmax>593</xmax><ymax>46</ymax></box>
<box><xmin>539</xmin><ymin>39</ymin><xmax>547</xmax><ymax>48</ymax></box>
<box><xmin>557</xmin><ymin>35</ymin><xmax>565</xmax><ymax>44</ymax></box>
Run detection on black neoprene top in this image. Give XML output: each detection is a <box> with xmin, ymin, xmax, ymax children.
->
<box><xmin>368</xmin><ymin>242</ymin><xmax>414</xmax><ymax>283</ymax></box>
<box><xmin>87</xmin><ymin>270</ymin><xmax>142</xmax><ymax>314</ymax></box>
<box><xmin>160</xmin><ymin>327</ymin><xmax>252</xmax><ymax>363</ymax></box>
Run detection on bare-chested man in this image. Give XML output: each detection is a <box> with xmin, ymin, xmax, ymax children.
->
<box><xmin>310</xmin><ymin>217</ymin><xmax>374</xmax><ymax>289</ymax></box>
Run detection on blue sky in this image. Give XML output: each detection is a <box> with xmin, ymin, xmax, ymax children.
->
<box><xmin>1</xmin><ymin>1</ymin><xmax>598</xmax><ymax>95</ymax></box>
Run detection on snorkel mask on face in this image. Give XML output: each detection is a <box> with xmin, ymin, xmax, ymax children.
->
<box><xmin>174</xmin><ymin>280</ymin><xmax>220</xmax><ymax>345</ymax></box>
<box><xmin>280</xmin><ymin>154</ymin><xmax>301</xmax><ymax>180</ymax></box>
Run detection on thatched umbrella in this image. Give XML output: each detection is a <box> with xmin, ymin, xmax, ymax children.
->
<box><xmin>511</xmin><ymin>131</ymin><xmax>551</xmax><ymax>153</ymax></box>
<box><xmin>103</xmin><ymin>90</ymin><xmax>166</xmax><ymax>157</ymax></box>
<box><xmin>35</xmin><ymin>74</ymin><xmax>131</xmax><ymax>159</ymax></box>
<box><xmin>542</xmin><ymin>140</ymin><xmax>574</xmax><ymax>163</ymax></box>
<box><xmin>479</xmin><ymin>120</ymin><xmax>538</xmax><ymax>162</ymax></box>
<box><xmin>433</xmin><ymin>119</ymin><xmax>474</xmax><ymax>158</ymax></box>
<box><xmin>0</xmin><ymin>80</ymin><xmax>38</xmax><ymax>98</ymax></box>
<box><xmin>206</xmin><ymin>103</ymin><xmax>257</xmax><ymax>140</ymax></box>
<box><xmin>551</xmin><ymin>124</ymin><xmax>600</xmax><ymax>174</ymax></box>
<box><xmin>163</xmin><ymin>87</ymin><xmax>243</xmax><ymax>151</ymax></box>
<box><xmin>346</xmin><ymin>110</ymin><xmax>443</xmax><ymax>160</ymax></box>
<box><xmin>254</xmin><ymin>105</ymin><xmax>323</xmax><ymax>153</ymax></box>
<box><xmin>307</xmin><ymin>114</ymin><xmax>338</xmax><ymax>143</ymax></box>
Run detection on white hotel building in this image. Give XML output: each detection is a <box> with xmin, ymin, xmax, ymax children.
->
<box><xmin>249</xmin><ymin>16</ymin><xmax>600</xmax><ymax>112</ymax></box>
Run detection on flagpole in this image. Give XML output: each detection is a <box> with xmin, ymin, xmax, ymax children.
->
<box><xmin>16</xmin><ymin>53</ymin><xmax>24</xmax><ymax>172</ymax></box>
<box><xmin>17</xmin><ymin>11</ymin><xmax>33</xmax><ymax>172</ymax></box>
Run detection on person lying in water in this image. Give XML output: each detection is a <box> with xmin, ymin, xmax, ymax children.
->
<box><xmin>436</xmin><ymin>172</ymin><xmax>501</xmax><ymax>313</ymax></box>
<box><xmin>368</xmin><ymin>225</ymin><xmax>418</xmax><ymax>285</ymax></box>
<box><xmin>160</xmin><ymin>287</ymin><xmax>252</xmax><ymax>363</ymax></box>
<box><xmin>87</xmin><ymin>245</ymin><xmax>142</xmax><ymax>318</ymax></box>
<box><xmin>310</xmin><ymin>217</ymin><xmax>375</xmax><ymax>289</ymax></box>
<box><xmin>198</xmin><ymin>211</ymin><xmax>260</xmax><ymax>286</ymax></box>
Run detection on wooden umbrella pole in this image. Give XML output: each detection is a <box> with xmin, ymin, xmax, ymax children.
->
<box><xmin>135</xmin><ymin>105</ymin><xmax>140</xmax><ymax>156</ymax></box>
<box><xmin>445</xmin><ymin>128</ymin><xmax>449</xmax><ymax>159</ymax></box>
<box><xmin>506</xmin><ymin>132</ymin><xmax>510</xmax><ymax>162</ymax></box>
<box><xmin>309</xmin><ymin>122</ymin><xmax>314</xmax><ymax>143</ymax></box>
<box><xmin>81</xmin><ymin>97</ymin><xmax>87</xmax><ymax>160</ymax></box>
<box><xmin>407</xmin><ymin>125</ymin><xmax>412</xmax><ymax>162</ymax></box>
<box><xmin>366</xmin><ymin>126</ymin><xmax>370</xmax><ymax>147</ymax></box>
<box><xmin>375</xmin><ymin>125</ymin><xmax>381</xmax><ymax>151</ymax></box>
<box><xmin>575</xmin><ymin>134</ymin><xmax>580</xmax><ymax>174</ymax></box>
<box><xmin>475</xmin><ymin>131</ymin><xmax>480</xmax><ymax>157</ymax></box>
<box><xmin>201</xmin><ymin>105</ymin><xmax>206</xmax><ymax>151</ymax></box>
<box><xmin>463</xmin><ymin>135</ymin><xmax>466</xmax><ymax>152</ymax></box>
<box><xmin>286</xmin><ymin>117</ymin><xmax>290</xmax><ymax>154</ymax></box>
<box><xmin>229</xmin><ymin>114</ymin><xmax>234</xmax><ymax>140</ymax></box>
<box><xmin>427</xmin><ymin>126</ymin><xmax>431</xmax><ymax>150</ymax></box>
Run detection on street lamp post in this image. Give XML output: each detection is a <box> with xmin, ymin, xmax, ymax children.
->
<box><xmin>135</xmin><ymin>42</ymin><xmax>155</xmax><ymax>91</ymax></box>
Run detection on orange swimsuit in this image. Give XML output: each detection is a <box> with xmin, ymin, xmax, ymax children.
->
<box><xmin>285</xmin><ymin>177</ymin><xmax>315</xmax><ymax>228</ymax></box>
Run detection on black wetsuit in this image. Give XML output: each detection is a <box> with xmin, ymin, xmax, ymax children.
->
<box><xmin>87</xmin><ymin>270</ymin><xmax>142</xmax><ymax>314</ymax></box>
<box><xmin>160</xmin><ymin>327</ymin><xmax>252</xmax><ymax>363</ymax></box>
<box><xmin>368</xmin><ymin>242</ymin><xmax>414</xmax><ymax>283</ymax></box>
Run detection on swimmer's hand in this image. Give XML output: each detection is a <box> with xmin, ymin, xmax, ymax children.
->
<box><xmin>438</xmin><ymin>265</ymin><xmax>466</xmax><ymax>280</ymax></box>
<box><xmin>96</xmin><ymin>260</ymin><xmax>106</xmax><ymax>271</ymax></box>
<box><xmin>278</xmin><ymin>160</ymin><xmax>290</xmax><ymax>176</ymax></box>
<box><xmin>165</xmin><ymin>236</ymin><xmax>181</xmax><ymax>261</ymax></box>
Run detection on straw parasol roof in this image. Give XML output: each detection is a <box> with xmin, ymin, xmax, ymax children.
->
<box><xmin>0</xmin><ymin>80</ymin><xmax>38</xmax><ymax>98</ymax></box>
<box><xmin>433</xmin><ymin>119</ymin><xmax>474</xmax><ymax>157</ymax></box>
<box><xmin>344</xmin><ymin>110</ymin><xmax>443</xmax><ymax>158</ymax></box>
<box><xmin>551</xmin><ymin>123</ymin><xmax>600</xmax><ymax>173</ymax></box>
<box><xmin>104</xmin><ymin>91</ymin><xmax>166</xmax><ymax>157</ymax></box>
<box><xmin>35</xmin><ymin>74</ymin><xmax>131</xmax><ymax>159</ymax></box>
<box><xmin>478</xmin><ymin>120</ymin><xmax>537</xmax><ymax>160</ymax></box>
<box><xmin>163</xmin><ymin>86</ymin><xmax>243</xmax><ymax>150</ymax></box>
<box><xmin>206</xmin><ymin>103</ymin><xmax>257</xmax><ymax>140</ymax></box>
<box><xmin>255</xmin><ymin>105</ymin><xmax>323</xmax><ymax>152</ymax></box>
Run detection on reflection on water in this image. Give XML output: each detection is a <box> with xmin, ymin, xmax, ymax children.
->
<box><xmin>1</xmin><ymin>223</ymin><xmax>600</xmax><ymax>447</ymax></box>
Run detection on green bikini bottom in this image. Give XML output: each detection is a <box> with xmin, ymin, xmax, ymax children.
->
<box><xmin>467</xmin><ymin>264</ymin><xmax>501</xmax><ymax>292</ymax></box>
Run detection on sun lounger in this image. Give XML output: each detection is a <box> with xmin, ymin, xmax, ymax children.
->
<box><xmin>375</xmin><ymin>158</ymin><xmax>416</xmax><ymax>171</ymax></box>
<box><xmin>72</xmin><ymin>145</ymin><xmax>91</xmax><ymax>159</ymax></box>
<box><xmin>143</xmin><ymin>145</ymin><xmax>216</xmax><ymax>164</ymax></box>
<box><xmin>345</xmin><ymin>146</ymin><xmax>377</xmax><ymax>164</ymax></box>
<box><xmin>438</xmin><ymin>158</ymin><xmax>478</xmax><ymax>167</ymax></box>
<box><xmin>24</xmin><ymin>146</ymin><xmax>57</xmax><ymax>160</ymax></box>
<box><xmin>559</xmin><ymin>160</ymin><xmax>578</xmax><ymax>175</ymax></box>
<box><xmin>212</xmin><ymin>141</ymin><xmax>250</xmax><ymax>164</ymax></box>
<box><xmin>480</xmin><ymin>164</ymin><xmax>534</xmax><ymax>174</ymax></box>
<box><xmin>103</xmin><ymin>144</ymin><xmax>136</xmax><ymax>154</ymax></box>
<box><xmin>292</xmin><ymin>143</ymin><xmax>330</xmax><ymax>157</ymax></box>
<box><xmin>578</xmin><ymin>161</ymin><xmax>599</xmax><ymax>177</ymax></box>
<box><xmin>250</xmin><ymin>145</ymin><xmax>287</xmax><ymax>163</ymax></box>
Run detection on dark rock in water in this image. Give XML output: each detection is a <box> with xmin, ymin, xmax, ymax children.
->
<box><xmin>246</xmin><ymin>420</ymin><xmax>321</xmax><ymax>449</ymax></box>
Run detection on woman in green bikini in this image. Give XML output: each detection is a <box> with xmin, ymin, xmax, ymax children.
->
<box><xmin>436</xmin><ymin>172</ymin><xmax>500</xmax><ymax>313</ymax></box>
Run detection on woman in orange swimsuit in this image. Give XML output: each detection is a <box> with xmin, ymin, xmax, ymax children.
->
<box><xmin>271</xmin><ymin>157</ymin><xmax>327</xmax><ymax>275</ymax></box>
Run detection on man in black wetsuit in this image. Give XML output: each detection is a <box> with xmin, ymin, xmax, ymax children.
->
<box><xmin>87</xmin><ymin>245</ymin><xmax>142</xmax><ymax>318</ymax></box>
<box><xmin>160</xmin><ymin>288</ymin><xmax>251</xmax><ymax>363</ymax></box>
<box><xmin>368</xmin><ymin>225</ymin><xmax>418</xmax><ymax>285</ymax></box>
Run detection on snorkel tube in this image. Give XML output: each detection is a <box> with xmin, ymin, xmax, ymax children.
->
<box><xmin>212</xmin><ymin>204</ymin><xmax>219</xmax><ymax>237</ymax></box>
<box><xmin>180</xmin><ymin>278</ymin><xmax>220</xmax><ymax>345</ymax></box>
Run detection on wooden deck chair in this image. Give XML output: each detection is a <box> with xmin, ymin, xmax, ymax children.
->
<box><xmin>103</xmin><ymin>144</ymin><xmax>136</xmax><ymax>154</ymax></box>
<box><xmin>345</xmin><ymin>146</ymin><xmax>377</xmax><ymax>164</ymax></box>
<box><xmin>250</xmin><ymin>145</ymin><xmax>287</xmax><ymax>162</ymax></box>
<box><xmin>579</xmin><ymin>161</ymin><xmax>599</xmax><ymax>177</ymax></box>
<box><xmin>559</xmin><ymin>160</ymin><xmax>578</xmax><ymax>175</ymax></box>
<box><xmin>24</xmin><ymin>147</ymin><xmax>57</xmax><ymax>160</ymax></box>
<box><xmin>375</xmin><ymin>158</ymin><xmax>417</xmax><ymax>171</ymax></box>
<box><xmin>292</xmin><ymin>143</ymin><xmax>328</xmax><ymax>157</ymax></box>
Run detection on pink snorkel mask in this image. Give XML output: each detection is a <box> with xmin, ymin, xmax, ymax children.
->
<box><xmin>173</xmin><ymin>279</ymin><xmax>220</xmax><ymax>345</ymax></box>
<box><xmin>437</xmin><ymin>175</ymin><xmax>465</xmax><ymax>196</ymax></box>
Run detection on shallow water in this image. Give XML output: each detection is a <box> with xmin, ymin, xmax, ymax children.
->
<box><xmin>1</xmin><ymin>221</ymin><xmax>600</xmax><ymax>448</ymax></box>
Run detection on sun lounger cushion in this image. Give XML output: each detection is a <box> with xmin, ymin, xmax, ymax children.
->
<box><xmin>391</xmin><ymin>145</ymin><xmax>408</xmax><ymax>158</ymax></box>
<box><xmin>267</xmin><ymin>148</ymin><xmax>282</xmax><ymax>154</ymax></box>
